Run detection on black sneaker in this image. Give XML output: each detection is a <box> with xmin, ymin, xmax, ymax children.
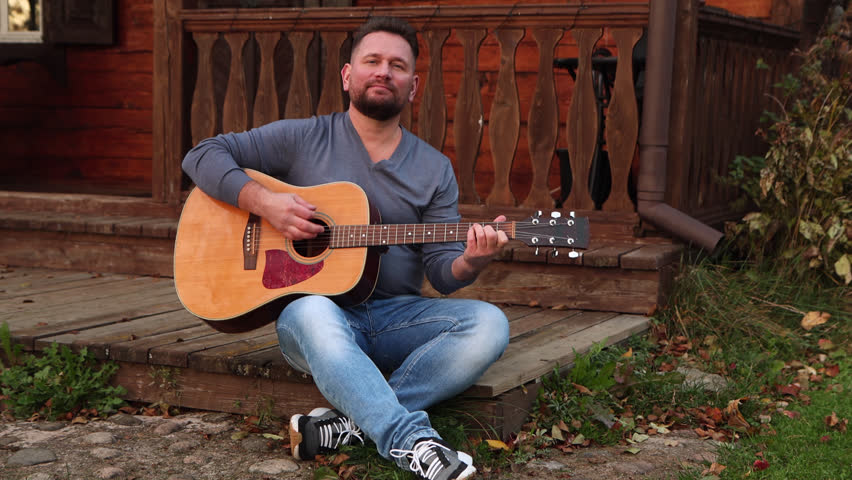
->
<box><xmin>288</xmin><ymin>407</ymin><xmax>364</xmax><ymax>460</ymax></box>
<box><xmin>390</xmin><ymin>438</ymin><xmax>476</xmax><ymax>480</ymax></box>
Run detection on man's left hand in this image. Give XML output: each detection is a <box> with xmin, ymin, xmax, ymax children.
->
<box><xmin>452</xmin><ymin>215</ymin><xmax>509</xmax><ymax>282</ymax></box>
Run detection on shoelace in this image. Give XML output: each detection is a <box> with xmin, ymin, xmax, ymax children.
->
<box><xmin>390</xmin><ymin>440</ymin><xmax>451</xmax><ymax>480</ymax></box>
<box><xmin>318</xmin><ymin>416</ymin><xmax>364</xmax><ymax>449</ymax></box>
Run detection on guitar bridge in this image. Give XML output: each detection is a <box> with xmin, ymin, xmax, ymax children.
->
<box><xmin>243</xmin><ymin>214</ymin><xmax>261</xmax><ymax>270</ymax></box>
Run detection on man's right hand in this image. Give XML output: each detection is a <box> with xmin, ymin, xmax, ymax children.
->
<box><xmin>237</xmin><ymin>180</ymin><xmax>325</xmax><ymax>240</ymax></box>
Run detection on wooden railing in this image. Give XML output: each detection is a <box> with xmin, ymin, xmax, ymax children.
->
<box><xmin>152</xmin><ymin>2</ymin><xmax>798</xmax><ymax>238</ymax></box>
<box><xmin>154</xmin><ymin>3</ymin><xmax>650</xmax><ymax>230</ymax></box>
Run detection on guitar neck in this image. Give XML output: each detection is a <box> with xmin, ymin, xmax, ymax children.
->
<box><xmin>327</xmin><ymin>222</ymin><xmax>514</xmax><ymax>248</ymax></box>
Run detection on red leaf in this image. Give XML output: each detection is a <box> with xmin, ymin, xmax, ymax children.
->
<box><xmin>824</xmin><ymin>364</ymin><xmax>840</xmax><ymax>378</ymax></box>
<box><xmin>753</xmin><ymin>460</ymin><xmax>770</xmax><ymax>471</ymax></box>
<box><xmin>778</xmin><ymin>384</ymin><xmax>801</xmax><ymax>396</ymax></box>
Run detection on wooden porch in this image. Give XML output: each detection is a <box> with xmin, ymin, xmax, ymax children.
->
<box><xmin>1</xmin><ymin>265</ymin><xmax>649</xmax><ymax>438</ymax></box>
<box><xmin>0</xmin><ymin>0</ymin><xmax>799</xmax><ymax>438</ymax></box>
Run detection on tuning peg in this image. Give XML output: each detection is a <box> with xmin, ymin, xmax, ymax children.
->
<box><xmin>569</xmin><ymin>250</ymin><xmax>580</xmax><ymax>259</ymax></box>
<box><xmin>551</xmin><ymin>211</ymin><xmax>561</xmax><ymax>219</ymax></box>
<box><xmin>552</xmin><ymin>249</ymin><xmax>559</xmax><ymax>258</ymax></box>
<box><xmin>569</xmin><ymin>211</ymin><xmax>576</xmax><ymax>218</ymax></box>
<box><xmin>534</xmin><ymin>246</ymin><xmax>540</xmax><ymax>256</ymax></box>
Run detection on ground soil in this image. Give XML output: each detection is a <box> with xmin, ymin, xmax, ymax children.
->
<box><xmin>1</xmin><ymin>410</ymin><xmax>719</xmax><ymax>480</ymax></box>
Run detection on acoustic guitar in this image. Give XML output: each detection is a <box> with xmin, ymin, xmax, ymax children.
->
<box><xmin>174</xmin><ymin>169</ymin><xmax>590</xmax><ymax>333</ymax></box>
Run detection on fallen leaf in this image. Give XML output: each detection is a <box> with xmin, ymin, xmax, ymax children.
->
<box><xmin>262</xmin><ymin>433</ymin><xmax>284</xmax><ymax>440</ymax></box>
<box><xmin>702</xmin><ymin>462</ymin><xmax>727</xmax><ymax>476</ymax></box>
<box><xmin>485</xmin><ymin>439</ymin><xmax>511</xmax><ymax>451</ymax></box>
<box><xmin>71</xmin><ymin>416</ymin><xmax>88</xmax><ymax>425</ymax></box>
<box><xmin>824</xmin><ymin>364</ymin><xmax>840</xmax><ymax>378</ymax></box>
<box><xmin>630</xmin><ymin>432</ymin><xmax>650</xmax><ymax>443</ymax></box>
<box><xmin>623</xmin><ymin>447</ymin><xmax>641</xmax><ymax>455</ymax></box>
<box><xmin>782</xmin><ymin>410</ymin><xmax>801</xmax><ymax>419</ymax></box>
<box><xmin>664</xmin><ymin>439</ymin><xmax>680</xmax><ymax>447</ymax></box>
<box><xmin>725</xmin><ymin>398</ymin><xmax>751</xmax><ymax>429</ymax></box>
<box><xmin>573</xmin><ymin>383</ymin><xmax>593</xmax><ymax>395</ymax></box>
<box><xmin>818</xmin><ymin>338</ymin><xmax>835</xmax><ymax>350</ymax></box>
<box><xmin>801</xmin><ymin>311</ymin><xmax>830</xmax><ymax>330</ymax></box>
<box><xmin>231</xmin><ymin>431</ymin><xmax>249</xmax><ymax>440</ymax></box>
<box><xmin>331</xmin><ymin>453</ymin><xmax>350</xmax><ymax>466</ymax></box>
<box><xmin>753</xmin><ymin>459</ymin><xmax>769</xmax><ymax>471</ymax></box>
<box><xmin>571</xmin><ymin>433</ymin><xmax>586</xmax><ymax>445</ymax></box>
<box><xmin>552</xmin><ymin>425</ymin><xmax>565</xmax><ymax>441</ymax></box>
<box><xmin>622</xmin><ymin>348</ymin><xmax>633</xmax><ymax>358</ymax></box>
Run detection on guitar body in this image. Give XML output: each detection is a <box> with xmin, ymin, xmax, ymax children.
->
<box><xmin>174</xmin><ymin>170</ymin><xmax>381</xmax><ymax>333</ymax></box>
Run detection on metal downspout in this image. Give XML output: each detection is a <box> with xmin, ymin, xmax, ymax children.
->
<box><xmin>637</xmin><ymin>0</ymin><xmax>724</xmax><ymax>252</ymax></box>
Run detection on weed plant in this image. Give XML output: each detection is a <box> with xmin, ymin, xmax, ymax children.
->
<box><xmin>0</xmin><ymin>327</ymin><xmax>126</xmax><ymax>420</ymax></box>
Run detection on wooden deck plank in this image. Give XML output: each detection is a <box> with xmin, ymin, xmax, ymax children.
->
<box><xmin>228</xmin><ymin>346</ymin><xmax>314</xmax><ymax>383</ymax></box>
<box><xmin>9</xmin><ymin>290</ymin><xmax>183</xmax><ymax>349</ymax></box>
<box><xmin>187</xmin><ymin>328</ymin><xmax>280</xmax><ymax>374</ymax></box>
<box><xmin>473</xmin><ymin>313</ymin><xmax>649</xmax><ymax>396</ymax></box>
<box><xmin>0</xmin><ymin>276</ymin><xmax>172</xmax><ymax>319</ymax></box>
<box><xmin>147</xmin><ymin>328</ymin><xmax>275</xmax><ymax>368</ymax></box>
<box><xmin>620</xmin><ymin>244</ymin><xmax>684</xmax><ymax>270</ymax></box>
<box><xmin>35</xmin><ymin>308</ymin><xmax>203</xmax><ymax>359</ymax></box>
<box><xmin>471</xmin><ymin>310</ymin><xmax>618</xmax><ymax>396</ymax></box>
<box><xmin>109</xmin><ymin>321</ymin><xmax>215</xmax><ymax>364</ymax></box>
<box><xmin>509</xmin><ymin>308</ymin><xmax>581</xmax><ymax>338</ymax></box>
<box><xmin>581</xmin><ymin>244</ymin><xmax>642</xmax><ymax>268</ymax></box>
<box><xmin>0</xmin><ymin>272</ymin><xmax>130</xmax><ymax>299</ymax></box>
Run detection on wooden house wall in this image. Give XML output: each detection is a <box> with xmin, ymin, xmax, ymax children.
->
<box><xmin>0</xmin><ymin>0</ymin><xmax>785</xmax><ymax>202</ymax></box>
<box><xmin>0</xmin><ymin>0</ymin><xmax>154</xmax><ymax>195</ymax></box>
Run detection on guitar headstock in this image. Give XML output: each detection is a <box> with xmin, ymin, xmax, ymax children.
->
<box><xmin>516</xmin><ymin>211</ymin><xmax>590</xmax><ymax>257</ymax></box>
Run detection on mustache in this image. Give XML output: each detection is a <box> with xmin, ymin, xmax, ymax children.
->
<box><xmin>365</xmin><ymin>80</ymin><xmax>396</xmax><ymax>92</ymax></box>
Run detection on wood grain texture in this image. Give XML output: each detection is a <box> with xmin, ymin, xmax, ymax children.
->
<box><xmin>453</xmin><ymin>28</ymin><xmax>487</xmax><ymax>204</ymax></box>
<box><xmin>285</xmin><ymin>32</ymin><xmax>315</xmax><ymax>119</ymax></box>
<box><xmin>485</xmin><ymin>28</ymin><xmax>524</xmax><ymax>207</ymax></box>
<box><xmin>316</xmin><ymin>31</ymin><xmax>347</xmax><ymax>116</ymax></box>
<box><xmin>222</xmin><ymin>32</ymin><xmax>250</xmax><ymax>133</ymax></box>
<box><xmin>253</xmin><ymin>32</ymin><xmax>282</xmax><ymax>127</ymax></box>
<box><xmin>418</xmin><ymin>29</ymin><xmax>450</xmax><ymax>151</ymax></box>
<box><xmin>522</xmin><ymin>28</ymin><xmax>562</xmax><ymax>209</ymax></box>
<box><xmin>565</xmin><ymin>28</ymin><xmax>602</xmax><ymax>211</ymax></box>
<box><xmin>603</xmin><ymin>28</ymin><xmax>642</xmax><ymax>212</ymax></box>
<box><xmin>190</xmin><ymin>33</ymin><xmax>217</xmax><ymax>145</ymax></box>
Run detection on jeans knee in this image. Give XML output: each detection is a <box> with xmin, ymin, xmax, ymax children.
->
<box><xmin>466</xmin><ymin>301</ymin><xmax>510</xmax><ymax>363</ymax></box>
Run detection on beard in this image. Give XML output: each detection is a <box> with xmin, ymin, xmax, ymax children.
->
<box><xmin>349</xmin><ymin>82</ymin><xmax>408</xmax><ymax>121</ymax></box>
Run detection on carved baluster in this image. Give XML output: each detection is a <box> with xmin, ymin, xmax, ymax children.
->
<box><xmin>418</xmin><ymin>29</ymin><xmax>450</xmax><ymax>150</ymax></box>
<box><xmin>222</xmin><ymin>32</ymin><xmax>249</xmax><ymax>133</ymax></box>
<box><xmin>285</xmin><ymin>32</ymin><xmax>315</xmax><ymax>119</ymax></box>
<box><xmin>317</xmin><ymin>31</ymin><xmax>347</xmax><ymax>116</ymax></box>
<box><xmin>522</xmin><ymin>27</ymin><xmax>563</xmax><ymax>209</ymax></box>
<box><xmin>454</xmin><ymin>29</ymin><xmax>487</xmax><ymax>205</ymax></box>
<box><xmin>485</xmin><ymin>28</ymin><xmax>523</xmax><ymax>207</ymax></box>
<box><xmin>253</xmin><ymin>32</ymin><xmax>281</xmax><ymax>128</ymax></box>
<box><xmin>603</xmin><ymin>28</ymin><xmax>642</xmax><ymax>212</ymax></box>
<box><xmin>565</xmin><ymin>28</ymin><xmax>602</xmax><ymax>210</ymax></box>
<box><xmin>191</xmin><ymin>32</ymin><xmax>217</xmax><ymax>145</ymax></box>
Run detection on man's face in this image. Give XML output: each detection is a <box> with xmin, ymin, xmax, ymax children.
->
<box><xmin>342</xmin><ymin>31</ymin><xmax>419</xmax><ymax>121</ymax></box>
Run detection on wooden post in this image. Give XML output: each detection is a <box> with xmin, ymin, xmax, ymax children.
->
<box><xmin>665</xmin><ymin>0</ymin><xmax>699</xmax><ymax>212</ymax></box>
<box><xmin>152</xmin><ymin>0</ymin><xmax>191</xmax><ymax>205</ymax></box>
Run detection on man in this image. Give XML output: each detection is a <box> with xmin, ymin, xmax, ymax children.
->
<box><xmin>182</xmin><ymin>16</ymin><xmax>509</xmax><ymax>480</ymax></box>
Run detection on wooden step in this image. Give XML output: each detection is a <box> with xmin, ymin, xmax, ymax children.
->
<box><xmin>0</xmin><ymin>266</ymin><xmax>651</xmax><ymax>439</ymax></box>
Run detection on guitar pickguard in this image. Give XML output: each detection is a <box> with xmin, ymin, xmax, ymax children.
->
<box><xmin>262</xmin><ymin>250</ymin><xmax>324</xmax><ymax>289</ymax></box>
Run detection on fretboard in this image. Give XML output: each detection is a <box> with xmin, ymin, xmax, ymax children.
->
<box><xmin>328</xmin><ymin>222</ymin><xmax>513</xmax><ymax>248</ymax></box>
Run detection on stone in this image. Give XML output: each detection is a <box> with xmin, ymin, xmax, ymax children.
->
<box><xmin>33</xmin><ymin>422</ymin><xmax>66</xmax><ymax>431</ymax></box>
<box><xmin>109</xmin><ymin>413</ymin><xmax>143</xmax><ymax>426</ymax></box>
<box><xmin>91</xmin><ymin>447</ymin><xmax>122</xmax><ymax>460</ymax></box>
<box><xmin>241</xmin><ymin>435</ymin><xmax>274</xmax><ymax>453</ymax></box>
<box><xmin>0</xmin><ymin>435</ymin><xmax>21</xmax><ymax>447</ymax></box>
<box><xmin>81</xmin><ymin>432</ymin><xmax>116</xmax><ymax>445</ymax></box>
<box><xmin>96</xmin><ymin>466</ymin><xmax>126</xmax><ymax>479</ymax></box>
<box><xmin>248</xmin><ymin>459</ymin><xmax>300</xmax><ymax>474</ymax></box>
<box><xmin>6</xmin><ymin>447</ymin><xmax>57</xmax><ymax>466</ymax></box>
<box><xmin>154</xmin><ymin>421</ymin><xmax>184</xmax><ymax>435</ymax></box>
<box><xmin>677</xmin><ymin>366</ymin><xmax>728</xmax><ymax>392</ymax></box>
<box><xmin>169</xmin><ymin>439</ymin><xmax>200</xmax><ymax>453</ymax></box>
<box><xmin>22</xmin><ymin>473</ymin><xmax>54</xmax><ymax>480</ymax></box>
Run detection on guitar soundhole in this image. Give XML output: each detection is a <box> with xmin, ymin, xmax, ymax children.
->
<box><xmin>292</xmin><ymin>219</ymin><xmax>329</xmax><ymax>258</ymax></box>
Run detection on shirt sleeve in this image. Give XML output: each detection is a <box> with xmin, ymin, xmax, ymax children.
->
<box><xmin>181</xmin><ymin>118</ymin><xmax>316</xmax><ymax>206</ymax></box>
<box><xmin>420</xmin><ymin>162</ymin><xmax>475</xmax><ymax>295</ymax></box>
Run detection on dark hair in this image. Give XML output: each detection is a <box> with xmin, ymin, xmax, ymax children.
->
<box><xmin>351</xmin><ymin>16</ymin><xmax>419</xmax><ymax>61</ymax></box>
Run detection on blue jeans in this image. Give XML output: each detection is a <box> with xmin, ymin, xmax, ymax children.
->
<box><xmin>275</xmin><ymin>294</ymin><xmax>509</xmax><ymax>464</ymax></box>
